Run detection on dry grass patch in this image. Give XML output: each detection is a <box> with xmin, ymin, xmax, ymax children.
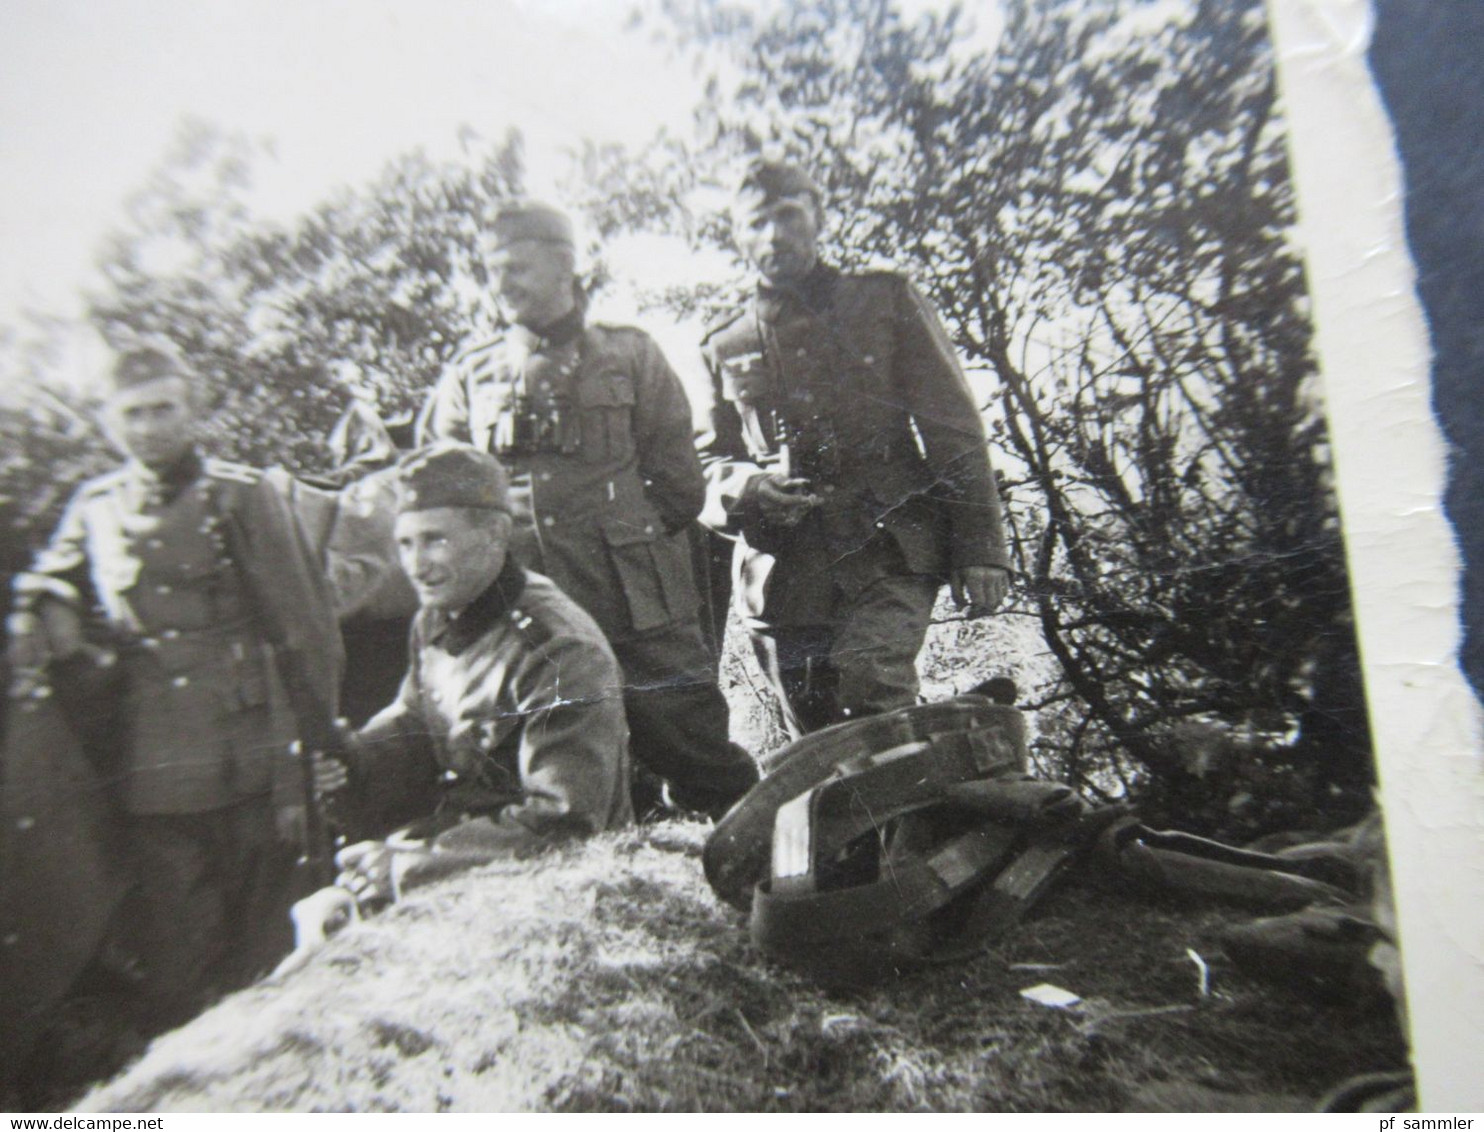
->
<box><xmin>76</xmin><ymin>820</ymin><xmax>1405</xmax><ymax>1113</ymax></box>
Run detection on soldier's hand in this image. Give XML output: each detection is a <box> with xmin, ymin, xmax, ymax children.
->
<box><xmin>38</xmin><ymin>600</ymin><xmax>85</xmax><ymax>660</ymax></box>
<box><xmin>951</xmin><ymin>566</ymin><xmax>1010</xmax><ymax>619</ymax></box>
<box><xmin>311</xmin><ymin>751</ymin><xmax>351</xmax><ymax>798</ymax></box>
<box><xmin>6</xmin><ymin>601</ymin><xmax>85</xmax><ymax>671</ymax></box>
<box><xmin>335</xmin><ymin>840</ymin><xmax>394</xmax><ymax>906</ymax></box>
<box><xmin>6</xmin><ymin>610</ymin><xmax>49</xmax><ymax>671</ymax></box>
<box><xmin>753</xmin><ymin>474</ymin><xmax>821</xmax><ymax>527</ymax></box>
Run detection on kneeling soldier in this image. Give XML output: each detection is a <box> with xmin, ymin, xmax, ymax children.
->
<box><xmin>318</xmin><ymin>444</ymin><xmax>633</xmax><ymax>904</ymax></box>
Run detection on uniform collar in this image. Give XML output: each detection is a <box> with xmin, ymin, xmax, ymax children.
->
<box><xmin>428</xmin><ymin>558</ymin><xmax>528</xmax><ymax>656</ymax></box>
<box><xmin>131</xmin><ymin>448</ymin><xmax>204</xmax><ymax>503</ymax></box>
<box><xmin>755</xmin><ymin>262</ymin><xmax>838</xmax><ymax>322</ymax></box>
<box><xmin>518</xmin><ymin>284</ymin><xmax>587</xmax><ymax>350</ymax></box>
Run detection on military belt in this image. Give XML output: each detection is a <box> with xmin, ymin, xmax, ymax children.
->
<box><xmin>748</xmin><ymin>748</ymin><xmax>1100</xmax><ymax>988</ymax></box>
<box><xmin>703</xmin><ymin>696</ymin><xmax>1026</xmax><ymax>910</ymax></box>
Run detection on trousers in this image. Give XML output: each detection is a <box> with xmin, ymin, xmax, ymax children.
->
<box><xmin>749</xmin><ymin>573</ymin><xmax>941</xmax><ymax>740</ymax></box>
<box><xmin>118</xmin><ymin>796</ymin><xmax>298</xmax><ymax>1033</ymax></box>
<box><xmin>612</xmin><ymin>621</ymin><xmax>758</xmax><ymax>817</ymax></box>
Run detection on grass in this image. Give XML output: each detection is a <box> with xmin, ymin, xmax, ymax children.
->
<box><xmin>74</xmin><ymin>820</ymin><xmax>1406</xmax><ymax>1113</ymax></box>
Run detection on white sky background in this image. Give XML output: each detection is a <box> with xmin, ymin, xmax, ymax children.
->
<box><xmin>0</xmin><ymin>0</ymin><xmax>697</xmax><ymax>329</ymax></box>
<box><xmin>0</xmin><ymin>0</ymin><xmax>999</xmax><ymax>329</ymax></box>
<box><xmin>0</xmin><ymin>0</ymin><xmax>999</xmax><ymax>395</ymax></box>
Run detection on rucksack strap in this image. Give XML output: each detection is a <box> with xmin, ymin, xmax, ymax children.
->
<box><xmin>773</xmin><ymin>729</ymin><xmax>1031</xmax><ymax>881</ymax></box>
<box><xmin>751</xmin><ymin>776</ymin><xmax>1107</xmax><ymax>986</ymax></box>
<box><xmin>751</xmin><ymin>803</ymin><xmax>1024</xmax><ymax>987</ymax></box>
<box><xmin>705</xmin><ymin>697</ymin><xmax>1025</xmax><ymax>909</ymax></box>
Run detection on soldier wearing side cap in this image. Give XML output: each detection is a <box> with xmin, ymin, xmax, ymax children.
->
<box><xmin>315</xmin><ymin>444</ymin><xmax>633</xmax><ymax>904</ymax></box>
<box><xmin>418</xmin><ymin>200</ymin><xmax>757</xmax><ymax>819</ymax></box>
<box><xmin>4</xmin><ymin>343</ymin><xmax>343</xmax><ymax>1043</ymax></box>
<box><xmin>697</xmin><ymin>159</ymin><xmax>1012</xmax><ymax>739</ymax></box>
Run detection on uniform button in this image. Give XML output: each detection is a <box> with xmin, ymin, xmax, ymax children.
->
<box><xmin>539</xmin><ymin>471</ymin><xmax>552</xmax><ymax>482</ymax></box>
<box><xmin>542</xmin><ymin>515</ymin><xmax>556</xmax><ymax>527</ymax></box>
<box><xmin>875</xmin><ymin>521</ymin><xmax>885</xmax><ymax>529</ymax></box>
<box><xmin>16</xmin><ymin>816</ymin><xmax>35</xmax><ymax>831</ymax></box>
<box><xmin>156</xmin><ymin>584</ymin><xmax>172</xmax><ymax>595</ymax></box>
<box><xmin>644</xmin><ymin>525</ymin><xmax>654</xmax><ymax>535</ymax></box>
<box><xmin>172</xmin><ymin>675</ymin><xmax>190</xmax><ymax>688</ymax></box>
<box><xmin>442</xmin><ymin>769</ymin><xmax>460</xmax><ymax>783</ymax></box>
<box><xmin>796</xmin><ymin>348</ymin><xmax>807</xmax><ymax>358</ymax></box>
<box><xmin>863</xmin><ymin>354</ymin><xmax>875</xmax><ymax>365</ymax></box>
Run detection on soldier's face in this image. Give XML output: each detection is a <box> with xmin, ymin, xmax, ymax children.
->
<box><xmin>105</xmin><ymin>376</ymin><xmax>196</xmax><ymax>471</ymax></box>
<box><xmin>735</xmin><ymin>195</ymin><xmax>821</xmax><ymax>287</ymax></box>
<box><xmin>492</xmin><ymin>241</ymin><xmax>574</xmax><ymax>329</ymax></box>
<box><xmin>395</xmin><ymin>507</ymin><xmax>509</xmax><ymax>612</ymax></box>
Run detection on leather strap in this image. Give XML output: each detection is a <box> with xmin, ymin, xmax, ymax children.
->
<box><xmin>704</xmin><ymin>697</ymin><xmax>1025</xmax><ymax>909</ymax></box>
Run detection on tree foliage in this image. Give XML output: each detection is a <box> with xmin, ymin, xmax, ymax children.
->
<box><xmin>87</xmin><ymin>119</ymin><xmax>527</xmax><ymax>473</ymax></box>
<box><xmin>617</xmin><ymin>0</ymin><xmax>1370</xmax><ymax>833</ymax></box>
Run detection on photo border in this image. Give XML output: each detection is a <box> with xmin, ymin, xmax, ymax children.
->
<box><xmin>1269</xmin><ymin>0</ymin><xmax>1484</xmax><ymax>1110</ymax></box>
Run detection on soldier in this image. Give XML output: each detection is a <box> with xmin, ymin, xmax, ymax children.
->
<box><xmin>317</xmin><ymin>444</ymin><xmax>633</xmax><ymax>903</ymax></box>
<box><xmin>418</xmin><ymin>200</ymin><xmax>757</xmax><ymax>818</ymax></box>
<box><xmin>5</xmin><ymin>343</ymin><xmax>343</xmax><ymax>1035</ymax></box>
<box><xmin>698</xmin><ymin>159</ymin><xmax>1012</xmax><ymax>738</ymax></box>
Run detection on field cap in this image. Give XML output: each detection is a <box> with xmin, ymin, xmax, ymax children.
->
<box><xmin>491</xmin><ymin>199</ymin><xmax>574</xmax><ymax>250</ymax></box>
<box><xmin>395</xmin><ymin>443</ymin><xmax>511</xmax><ymax>513</ymax></box>
<box><xmin>111</xmin><ymin>341</ymin><xmax>193</xmax><ymax>391</ymax></box>
<box><xmin>734</xmin><ymin>158</ymin><xmax>823</xmax><ymax>213</ymax></box>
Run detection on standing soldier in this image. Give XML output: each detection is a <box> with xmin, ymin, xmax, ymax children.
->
<box><xmin>5</xmin><ymin>343</ymin><xmax>343</xmax><ymax>1039</ymax></box>
<box><xmin>418</xmin><ymin>201</ymin><xmax>757</xmax><ymax>818</ymax></box>
<box><xmin>698</xmin><ymin>159</ymin><xmax>1011</xmax><ymax>738</ymax></box>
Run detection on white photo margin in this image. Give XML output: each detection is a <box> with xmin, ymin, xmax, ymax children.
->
<box><xmin>1268</xmin><ymin>0</ymin><xmax>1484</xmax><ymax>1111</ymax></box>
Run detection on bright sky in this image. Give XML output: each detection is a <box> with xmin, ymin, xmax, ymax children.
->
<box><xmin>0</xmin><ymin>0</ymin><xmax>700</xmax><ymax>327</ymax></box>
<box><xmin>0</xmin><ymin>0</ymin><xmax>1000</xmax><ymax>400</ymax></box>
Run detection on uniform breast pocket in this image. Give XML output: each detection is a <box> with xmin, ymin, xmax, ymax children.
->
<box><xmin>577</xmin><ymin>373</ymin><xmax>637</xmax><ymax>465</ymax></box>
<box><xmin>718</xmin><ymin>352</ymin><xmax>775</xmax><ymax>406</ymax></box>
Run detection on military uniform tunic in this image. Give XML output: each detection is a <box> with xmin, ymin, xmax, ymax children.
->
<box><xmin>418</xmin><ymin>308</ymin><xmax>757</xmax><ymax>815</ymax></box>
<box><xmin>13</xmin><ymin>449</ymin><xmax>343</xmax><ymax>1029</ymax></box>
<box><xmin>699</xmin><ymin>264</ymin><xmax>1009</xmax><ymax>736</ymax></box>
<box><xmin>351</xmin><ymin>561</ymin><xmax>632</xmax><ymax>858</ymax></box>
<box><xmin>20</xmin><ymin>452</ymin><xmax>341</xmax><ymax>812</ymax></box>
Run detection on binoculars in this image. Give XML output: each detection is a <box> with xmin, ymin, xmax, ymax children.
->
<box><xmin>492</xmin><ymin>395</ymin><xmax>580</xmax><ymax>458</ymax></box>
